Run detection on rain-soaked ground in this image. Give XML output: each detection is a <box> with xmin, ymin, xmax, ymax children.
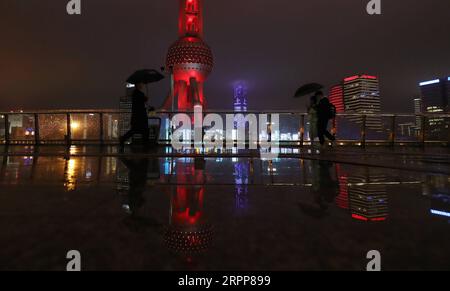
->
<box><xmin>0</xmin><ymin>145</ymin><xmax>449</xmax><ymax>271</ymax></box>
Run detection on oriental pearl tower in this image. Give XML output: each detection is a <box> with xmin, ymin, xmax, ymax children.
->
<box><xmin>164</xmin><ymin>0</ymin><xmax>214</xmax><ymax>111</ymax></box>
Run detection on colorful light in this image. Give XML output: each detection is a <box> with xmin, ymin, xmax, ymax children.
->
<box><xmin>344</xmin><ymin>75</ymin><xmax>359</xmax><ymax>82</ymax></box>
<box><xmin>361</xmin><ymin>75</ymin><xmax>377</xmax><ymax>80</ymax></box>
<box><xmin>164</xmin><ymin>0</ymin><xmax>213</xmax><ymax>111</ymax></box>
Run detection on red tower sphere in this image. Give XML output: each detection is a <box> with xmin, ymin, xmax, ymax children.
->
<box><xmin>167</xmin><ymin>37</ymin><xmax>214</xmax><ymax>83</ymax></box>
<box><xmin>165</xmin><ymin>0</ymin><xmax>214</xmax><ymax>111</ymax></box>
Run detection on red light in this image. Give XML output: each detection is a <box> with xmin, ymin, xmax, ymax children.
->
<box><xmin>352</xmin><ymin>214</ymin><xmax>368</xmax><ymax>221</ymax></box>
<box><xmin>361</xmin><ymin>75</ymin><xmax>377</xmax><ymax>80</ymax></box>
<box><xmin>344</xmin><ymin>75</ymin><xmax>359</xmax><ymax>82</ymax></box>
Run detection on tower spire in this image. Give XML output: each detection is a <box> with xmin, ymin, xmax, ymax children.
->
<box><xmin>166</xmin><ymin>0</ymin><xmax>213</xmax><ymax>111</ymax></box>
<box><xmin>179</xmin><ymin>0</ymin><xmax>204</xmax><ymax>38</ymax></box>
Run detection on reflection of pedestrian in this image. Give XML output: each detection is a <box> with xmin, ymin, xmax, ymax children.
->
<box><xmin>316</xmin><ymin>91</ymin><xmax>336</xmax><ymax>146</ymax></box>
<box><xmin>120</xmin><ymin>82</ymin><xmax>149</xmax><ymax>147</ymax></box>
<box><xmin>120</xmin><ymin>155</ymin><xmax>149</xmax><ymax>215</ymax></box>
<box><xmin>312</xmin><ymin>160</ymin><xmax>339</xmax><ymax>210</ymax></box>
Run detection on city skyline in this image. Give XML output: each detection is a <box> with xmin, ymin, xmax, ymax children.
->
<box><xmin>0</xmin><ymin>1</ymin><xmax>449</xmax><ymax>113</ymax></box>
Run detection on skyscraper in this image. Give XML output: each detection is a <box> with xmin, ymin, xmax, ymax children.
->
<box><xmin>414</xmin><ymin>97</ymin><xmax>423</xmax><ymax>133</ymax></box>
<box><xmin>343</xmin><ymin>75</ymin><xmax>382</xmax><ymax>131</ymax></box>
<box><xmin>419</xmin><ymin>78</ymin><xmax>449</xmax><ymax>113</ymax></box>
<box><xmin>328</xmin><ymin>84</ymin><xmax>344</xmax><ymax>133</ymax></box>
<box><xmin>165</xmin><ymin>0</ymin><xmax>214</xmax><ymax>111</ymax></box>
<box><xmin>419</xmin><ymin>77</ymin><xmax>450</xmax><ymax>139</ymax></box>
<box><xmin>234</xmin><ymin>83</ymin><xmax>248</xmax><ymax>113</ymax></box>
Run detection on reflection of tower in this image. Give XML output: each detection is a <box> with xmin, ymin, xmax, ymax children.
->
<box><xmin>334</xmin><ymin>164</ymin><xmax>349</xmax><ymax>210</ymax></box>
<box><xmin>347</xmin><ymin>169</ymin><xmax>389</xmax><ymax>221</ymax></box>
<box><xmin>165</xmin><ymin>0</ymin><xmax>214</xmax><ymax>111</ymax></box>
<box><xmin>164</xmin><ymin>159</ymin><xmax>212</xmax><ymax>259</ymax></box>
<box><xmin>234</xmin><ymin>160</ymin><xmax>250</xmax><ymax>212</ymax></box>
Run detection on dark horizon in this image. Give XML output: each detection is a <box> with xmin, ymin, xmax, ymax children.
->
<box><xmin>0</xmin><ymin>0</ymin><xmax>449</xmax><ymax>113</ymax></box>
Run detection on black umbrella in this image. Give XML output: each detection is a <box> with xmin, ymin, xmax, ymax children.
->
<box><xmin>126</xmin><ymin>69</ymin><xmax>165</xmax><ymax>85</ymax></box>
<box><xmin>294</xmin><ymin>83</ymin><xmax>324</xmax><ymax>98</ymax></box>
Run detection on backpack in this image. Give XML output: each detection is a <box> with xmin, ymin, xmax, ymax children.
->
<box><xmin>329</xmin><ymin>103</ymin><xmax>337</xmax><ymax>120</ymax></box>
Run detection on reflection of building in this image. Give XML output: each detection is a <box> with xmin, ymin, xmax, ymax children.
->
<box><xmin>343</xmin><ymin>75</ymin><xmax>382</xmax><ymax>131</ymax></box>
<box><xmin>335</xmin><ymin>166</ymin><xmax>389</xmax><ymax>221</ymax></box>
<box><xmin>423</xmin><ymin>174</ymin><xmax>450</xmax><ymax>219</ymax></box>
<box><xmin>234</xmin><ymin>160</ymin><xmax>250</xmax><ymax>212</ymax></box>
<box><xmin>348</xmin><ymin>171</ymin><xmax>388</xmax><ymax>221</ymax></box>
<box><xmin>164</xmin><ymin>159</ymin><xmax>212</xmax><ymax>260</ymax></box>
<box><xmin>164</xmin><ymin>0</ymin><xmax>214</xmax><ymax>111</ymax></box>
<box><xmin>334</xmin><ymin>164</ymin><xmax>349</xmax><ymax>210</ymax></box>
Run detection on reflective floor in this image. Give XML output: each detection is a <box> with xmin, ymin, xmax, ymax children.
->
<box><xmin>0</xmin><ymin>146</ymin><xmax>449</xmax><ymax>270</ymax></box>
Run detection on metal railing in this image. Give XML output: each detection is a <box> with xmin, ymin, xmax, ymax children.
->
<box><xmin>0</xmin><ymin>110</ymin><xmax>448</xmax><ymax>147</ymax></box>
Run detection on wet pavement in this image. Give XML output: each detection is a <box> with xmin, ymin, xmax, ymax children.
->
<box><xmin>0</xmin><ymin>146</ymin><xmax>449</xmax><ymax>270</ymax></box>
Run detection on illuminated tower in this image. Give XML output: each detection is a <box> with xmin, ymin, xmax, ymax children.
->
<box><xmin>234</xmin><ymin>83</ymin><xmax>248</xmax><ymax>112</ymax></box>
<box><xmin>166</xmin><ymin>0</ymin><xmax>214</xmax><ymax>111</ymax></box>
<box><xmin>328</xmin><ymin>84</ymin><xmax>344</xmax><ymax>134</ymax></box>
<box><xmin>343</xmin><ymin>74</ymin><xmax>382</xmax><ymax>131</ymax></box>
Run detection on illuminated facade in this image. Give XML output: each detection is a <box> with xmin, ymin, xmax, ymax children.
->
<box><xmin>419</xmin><ymin>78</ymin><xmax>449</xmax><ymax>113</ymax></box>
<box><xmin>328</xmin><ymin>85</ymin><xmax>344</xmax><ymax>134</ymax></box>
<box><xmin>165</xmin><ymin>0</ymin><xmax>214</xmax><ymax>111</ymax></box>
<box><xmin>414</xmin><ymin>97</ymin><xmax>423</xmax><ymax>129</ymax></box>
<box><xmin>343</xmin><ymin>75</ymin><xmax>382</xmax><ymax>131</ymax></box>
<box><xmin>234</xmin><ymin>83</ymin><xmax>248</xmax><ymax>113</ymax></box>
<box><xmin>348</xmin><ymin>172</ymin><xmax>388</xmax><ymax>222</ymax></box>
<box><xmin>419</xmin><ymin>77</ymin><xmax>450</xmax><ymax>138</ymax></box>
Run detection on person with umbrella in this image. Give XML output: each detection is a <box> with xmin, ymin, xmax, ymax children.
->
<box><xmin>120</xmin><ymin>69</ymin><xmax>164</xmax><ymax>148</ymax></box>
<box><xmin>295</xmin><ymin>83</ymin><xmax>323</xmax><ymax>146</ymax></box>
<box><xmin>316</xmin><ymin>91</ymin><xmax>336</xmax><ymax>147</ymax></box>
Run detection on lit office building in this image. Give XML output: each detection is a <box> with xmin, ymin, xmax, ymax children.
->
<box><xmin>414</xmin><ymin>97</ymin><xmax>423</xmax><ymax>128</ymax></box>
<box><xmin>419</xmin><ymin>77</ymin><xmax>450</xmax><ymax>139</ymax></box>
<box><xmin>328</xmin><ymin>84</ymin><xmax>344</xmax><ymax>133</ymax></box>
<box><xmin>119</xmin><ymin>83</ymin><xmax>135</xmax><ymax>137</ymax></box>
<box><xmin>343</xmin><ymin>75</ymin><xmax>382</xmax><ymax>131</ymax></box>
<box><xmin>419</xmin><ymin>78</ymin><xmax>449</xmax><ymax>113</ymax></box>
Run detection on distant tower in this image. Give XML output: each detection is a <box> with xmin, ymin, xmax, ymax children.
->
<box><xmin>234</xmin><ymin>83</ymin><xmax>248</xmax><ymax>112</ymax></box>
<box><xmin>166</xmin><ymin>0</ymin><xmax>214</xmax><ymax>111</ymax></box>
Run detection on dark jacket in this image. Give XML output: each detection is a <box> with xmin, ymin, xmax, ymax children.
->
<box><xmin>317</xmin><ymin>97</ymin><xmax>332</xmax><ymax>121</ymax></box>
<box><xmin>131</xmin><ymin>89</ymin><xmax>148</xmax><ymax>129</ymax></box>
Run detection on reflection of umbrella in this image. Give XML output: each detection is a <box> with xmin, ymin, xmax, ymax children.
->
<box><xmin>294</xmin><ymin>83</ymin><xmax>324</xmax><ymax>98</ymax></box>
<box><xmin>126</xmin><ymin>69</ymin><xmax>165</xmax><ymax>85</ymax></box>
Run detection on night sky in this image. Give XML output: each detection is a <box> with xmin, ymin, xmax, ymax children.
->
<box><xmin>0</xmin><ymin>0</ymin><xmax>449</xmax><ymax>112</ymax></box>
